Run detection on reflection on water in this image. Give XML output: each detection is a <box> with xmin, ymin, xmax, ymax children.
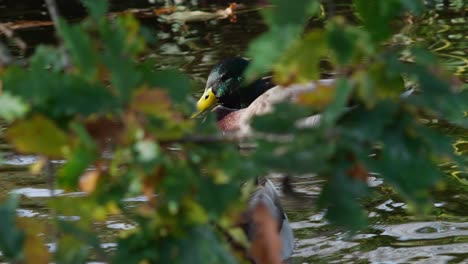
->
<box><xmin>361</xmin><ymin>243</ymin><xmax>468</xmax><ymax>264</ymax></box>
<box><xmin>294</xmin><ymin>236</ymin><xmax>359</xmax><ymax>258</ymax></box>
<box><xmin>421</xmin><ymin>3</ymin><xmax>468</xmax><ymax>85</ymax></box>
<box><xmin>380</xmin><ymin>221</ymin><xmax>468</xmax><ymax>240</ymax></box>
<box><xmin>11</xmin><ymin>187</ymin><xmax>64</xmax><ymax>197</ymax></box>
<box><xmin>0</xmin><ymin>0</ymin><xmax>467</xmax><ymax>263</ymax></box>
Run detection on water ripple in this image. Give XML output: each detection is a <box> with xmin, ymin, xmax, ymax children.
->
<box><xmin>362</xmin><ymin>243</ymin><xmax>468</xmax><ymax>263</ymax></box>
<box><xmin>378</xmin><ymin>221</ymin><xmax>468</xmax><ymax>240</ymax></box>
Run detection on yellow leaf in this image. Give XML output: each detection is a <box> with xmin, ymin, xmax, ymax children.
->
<box><xmin>17</xmin><ymin>218</ymin><xmax>50</xmax><ymax>264</ymax></box>
<box><xmin>5</xmin><ymin>115</ymin><xmax>68</xmax><ymax>157</ymax></box>
<box><xmin>130</xmin><ymin>88</ymin><xmax>171</xmax><ymax>116</ymax></box>
<box><xmin>79</xmin><ymin>170</ymin><xmax>100</xmax><ymax>193</ymax></box>
<box><xmin>274</xmin><ymin>30</ymin><xmax>328</xmax><ymax>85</ymax></box>
<box><xmin>29</xmin><ymin>156</ymin><xmax>48</xmax><ymax>175</ymax></box>
<box><xmin>295</xmin><ymin>82</ymin><xmax>336</xmax><ymax>109</ymax></box>
<box><xmin>184</xmin><ymin>198</ymin><xmax>208</xmax><ymax>224</ymax></box>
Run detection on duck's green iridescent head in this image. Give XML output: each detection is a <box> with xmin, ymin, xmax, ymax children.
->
<box><xmin>195</xmin><ymin>57</ymin><xmax>249</xmax><ymax>115</ymax></box>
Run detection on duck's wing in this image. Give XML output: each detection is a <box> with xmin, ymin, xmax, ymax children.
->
<box><xmin>262</xmin><ymin>179</ymin><xmax>295</xmax><ymax>260</ymax></box>
<box><xmin>279</xmin><ymin>213</ymin><xmax>295</xmax><ymax>260</ymax></box>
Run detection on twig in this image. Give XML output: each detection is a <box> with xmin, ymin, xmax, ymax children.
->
<box><xmin>44</xmin><ymin>158</ymin><xmax>55</xmax><ymax>197</ymax></box>
<box><xmin>160</xmin><ymin>134</ymin><xmax>241</xmax><ymax>144</ymax></box>
<box><xmin>0</xmin><ymin>24</ymin><xmax>27</xmax><ymax>56</ymax></box>
<box><xmin>44</xmin><ymin>0</ymin><xmax>73</xmax><ymax>69</ymax></box>
<box><xmin>44</xmin><ymin>0</ymin><xmax>61</xmax><ymax>31</ymax></box>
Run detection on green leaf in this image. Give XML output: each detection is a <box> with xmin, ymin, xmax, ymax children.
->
<box><xmin>339</xmin><ymin>101</ymin><xmax>399</xmax><ymax>142</ymax></box>
<box><xmin>251</xmin><ymin>102</ymin><xmax>310</xmax><ymax>134</ymax></box>
<box><xmin>0</xmin><ymin>195</ymin><xmax>25</xmax><ymax>261</ymax></box>
<box><xmin>327</xmin><ymin>20</ymin><xmax>364</xmax><ymax>65</ymax></box>
<box><xmin>81</xmin><ymin>0</ymin><xmax>108</xmax><ymax>20</ymax></box>
<box><xmin>245</xmin><ymin>26</ymin><xmax>302</xmax><ymax>81</ymax></box>
<box><xmin>399</xmin><ymin>0</ymin><xmax>424</xmax><ymax>15</ymax></box>
<box><xmin>30</xmin><ymin>46</ymin><xmax>66</xmax><ymax>73</ymax></box>
<box><xmin>102</xmin><ymin>52</ymin><xmax>142</xmax><ymax>101</ymax></box>
<box><xmin>403</xmin><ymin>64</ymin><xmax>468</xmax><ymax>126</ymax></box>
<box><xmin>0</xmin><ymin>92</ymin><xmax>29</xmax><ymax>122</ymax></box>
<box><xmin>274</xmin><ymin>30</ymin><xmax>328</xmax><ymax>84</ymax></box>
<box><xmin>353</xmin><ymin>0</ymin><xmax>403</xmax><ymax>42</ymax></box>
<box><xmin>114</xmin><ymin>225</ymin><xmax>236</xmax><ymax>264</ymax></box>
<box><xmin>146</xmin><ymin>69</ymin><xmax>192</xmax><ymax>103</ymax></box>
<box><xmin>56</xmin><ymin>220</ymin><xmax>105</xmax><ymax>258</ymax></box>
<box><xmin>253</xmin><ymin>133</ymin><xmax>334</xmax><ymax>174</ymax></box>
<box><xmin>55</xmin><ymin>235</ymin><xmax>89</xmax><ymax>264</ymax></box>
<box><xmin>322</xmin><ymin>78</ymin><xmax>353</xmax><ymax>125</ymax></box>
<box><xmin>367</xmin><ymin>115</ymin><xmax>441</xmax><ymax>207</ymax></box>
<box><xmin>178</xmin><ymin>226</ymin><xmax>237</xmax><ymax>264</ymax></box>
<box><xmin>264</xmin><ymin>0</ymin><xmax>320</xmax><ymax>26</ymax></box>
<box><xmin>246</xmin><ymin>0</ymin><xmax>321</xmax><ymax>81</ymax></box>
<box><xmin>3</xmin><ymin>67</ymin><xmax>119</xmax><ymax>122</ymax></box>
<box><xmin>58</xmin><ymin>123</ymin><xmax>97</xmax><ymax>189</ymax></box>
<box><xmin>58</xmin><ymin>20</ymin><xmax>98</xmax><ymax>81</ymax></box>
<box><xmin>5</xmin><ymin>115</ymin><xmax>68</xmax><ymax>157</ymax></box>
<box><xmin>318</xmin><ymin>162</ymin><xmax>369</xmax><ymax>230</ymax></box>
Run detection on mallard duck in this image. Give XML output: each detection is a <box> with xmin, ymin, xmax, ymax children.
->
<box><xmin>194</xmin><ymin>57</ymin><xmax>275</xmax><ymax>116</ymax></box>
<box><xmin>193</xmin><ymin>57</ymin><xmax>333</xmax><ymax>133</ymax></box>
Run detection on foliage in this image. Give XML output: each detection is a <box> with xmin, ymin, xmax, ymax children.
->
<box><xmin>0</xmin><ymin>0</ymin><xmax>466</xmax><ymax>263</ymax></box>
<box><xmin>0</xmin><ymin>196</ymin><xmax>25</xmax><ymax>261</ymax></box>
<box><xmin>247</xmin><ymin>0</ymin><xmax>467</xmax><ymax>228</ymax></box>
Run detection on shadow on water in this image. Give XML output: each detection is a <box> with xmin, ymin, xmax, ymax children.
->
<box><xmin>0</xmin><ymin>0</ymin><xmax>467</xmax><ymax>263</ymax></box>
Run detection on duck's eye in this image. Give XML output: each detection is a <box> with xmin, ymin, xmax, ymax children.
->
<box><xmin>205</xmin><ymin>94</ymin><xmax>209</xmax><ymax>99</ymax></box>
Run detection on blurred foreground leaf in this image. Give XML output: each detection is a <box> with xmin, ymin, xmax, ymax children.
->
<box><xmin>0</xmin><ymin>196</ymin><xmax>25</xmax><ymax>261</ymax></box>
<box><xmin>0</xmin><ymin>92</ymin><xmax>29</xmax><ymax>122</ymax></box>
<box><xmin>5</xmin><ymin>115</ymin><xmax>68</xmax><ymax>157</ymax></box>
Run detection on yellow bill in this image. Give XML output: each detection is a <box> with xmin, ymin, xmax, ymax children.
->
<box><xmin>191</xmin><ymin>87</ymin><xmax>218</xmax><ymax>118</ymax></box>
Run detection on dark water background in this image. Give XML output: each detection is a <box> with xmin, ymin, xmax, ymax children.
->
<box><xmin>0</xmin><ymin>0</ymin><xmax>467</xmax><ymax>263</ymax></box>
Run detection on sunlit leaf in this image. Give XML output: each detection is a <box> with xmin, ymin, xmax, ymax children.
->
<box><xmin>79</xmin><ymin>170</ymin><xmax>100</xmax><ymax>193</ymax></box>
<box><xmin>130</xmin><ymin>88</ymin><xmax>171</xmax><ymax>116</ymax></box>
<box><xmin>274</xmin><ymin>30</ymin><xmax>328</xmax><ymax>85</ymax></box>
<box><xmin>0</xmin><ymin>92</ymin><xmax>29</xmax><ymax>122</ymax></box>
<box><xmin>246</xmin><ymin>26</ymin><xmax>302</xmax><ymax>81</ymax></box>
<box><xmin>246</xmin><ymin>0</ymin><xmax>321</xmax><ymax>81</ymax></box>
<box><xmin>18</xmin><ymin>218</ymin><xmax>50</xmax><ymax>264</ymax></box>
